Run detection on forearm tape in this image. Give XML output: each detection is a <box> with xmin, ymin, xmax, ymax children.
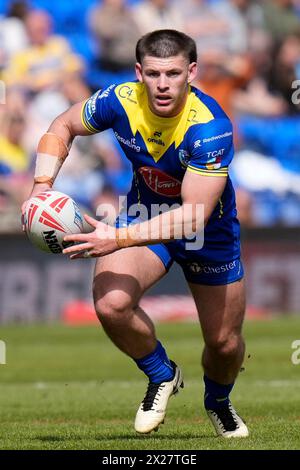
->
<box><xmin>34</xmin><ymin>133</ymin><xmax>69</xmax><ymax>186</ymax></box>
<box><xmin>115</xmin><ymin>227</ymin><xmax>137</xmax><ymax>249</ymax></box>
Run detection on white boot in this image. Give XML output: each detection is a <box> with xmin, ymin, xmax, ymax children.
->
<box><xmin>206</xmin><ymin>402</ymin><xmax>249</xmax><ymax>438</ymax></box>
<box><xmin>134</xmin><ymin>361</ymin><xmax>184</xmax><ymax>434</ymax></box>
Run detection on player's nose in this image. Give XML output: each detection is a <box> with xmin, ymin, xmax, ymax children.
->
<box><xmin>157</xmin><ymin>74</ymin><xmax>169</xmax><ymax>91</ymax></box>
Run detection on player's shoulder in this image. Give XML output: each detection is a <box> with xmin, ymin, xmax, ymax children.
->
<box><xmin>83</xmin><ymin>83</ymin><xmax>119</xmax><ymax>114</ymax></box>
<box><xmin>189</xmin><ymin>86</ymin><xmax>232</xmax><ymax>134</ymax></box>
<box><xmin>190</xmin><ymin>85</ymin><xmax>230</xmax><ymax>122</ymax></box>
<box><xmin>187</xmin><ymin>87</ymin><xmax>233</xmax><ymax>149</ymax></box>
<box><xmin>90</xmin><ymin>81</ymin><xmax>141</xmax><ymax>105</ymax></box>
<box><xmin>114</xmin><ymin>80</ymin><xmax>144</xmax><ymax>106</ymax></box>
<box><xmin>92</xmin><ymin>83</ymin><xmax>119</xmax><ymax>105</ymax></box>
<box><xmin>85</xmin><ymin>81</ymin><xmax>138</xmax><ymax>117</ymax></box>
<box><xmin>89</xmin><ymin>80</ymin><xmax>143</xmax><ymax>113</ymax></box>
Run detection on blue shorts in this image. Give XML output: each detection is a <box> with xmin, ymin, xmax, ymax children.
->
<box><xmin>116</xmin><ymin>215</ymin><xmax>244</xmax><ymax>286</ymax></box>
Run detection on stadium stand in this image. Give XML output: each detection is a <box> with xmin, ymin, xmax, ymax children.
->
<box><xmin>0</xmin><ymin>0</ymin><xmax>300</xmax><ymax>231</ymax></box>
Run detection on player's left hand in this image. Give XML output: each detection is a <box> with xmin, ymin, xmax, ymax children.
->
<box><xmin>62</xmin><ymin>214</ymin><xmax>119</xmax><ymax>259</ymax></box>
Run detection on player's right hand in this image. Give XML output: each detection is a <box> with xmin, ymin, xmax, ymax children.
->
<box><xmin>21</xmin><ymin>183</ymin><xmax>52</xmax><ymax>232</ymax></box>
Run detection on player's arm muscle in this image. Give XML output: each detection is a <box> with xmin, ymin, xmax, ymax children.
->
<box><xmin>181</xmin><ymin>170</ymin><xmax>227</xmax><ymax>230</ymax></box>
<box><xmin>33</xmin><ymin>101</ymin><xmax>95</xmax><ymax>188</ymax></box>
<box><xmin>62</xmin><ymin>171</ymin><xmax>227</xmax><ymax>256</ymax></box>
<box><xmin>22</xmin><ymin>100</ymin><xmax>98</xmax><ymax>228</ymax></box>
<box><xmin>47</xmin><ymin>100</ymin><xmax>94</xmax><ymax>147</ymax></box>
<box><xmin>116</xmin><ymin>172</ymin><xmax>226</xmax><ymax>247</ymax></box>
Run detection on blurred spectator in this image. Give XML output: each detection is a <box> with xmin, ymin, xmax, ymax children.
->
<box><xmin>175</xmin><ymin>0</ymin><xmax>228</xmax><ymax>53</ymax></box>
<box><xmin>0</xmin><ymin>0</ymin><xmax>299</xmax><ymax>230</ymax></box>
<box><xmin>3</xmin><ymin>9</ymin><xmax>83</xmax><ymax>94</ymax></box>
<box><xmin>212</xmin><ymin>0</ymin><xmax>265</xmax><ymax>54</ymax></box>
<box><xmin>22</xmin><ymin>73</ymin><xmax>130</xmax><ymax>216</ymax></box>
<box><xmin>0</xmin><ymin>111</ymin><xmax>28</xmax><ymax>175</ymax></box>
<box><xmin>261</xmin><ymin>0</ymin><xmax>300</xmax><ymax>42</ymax></box>
<box><xmin>268</xmin><ymin>34</ymin><xmax>300</xmax><ymax>114</ymax></box>
<box><xmin>233</xmin><ymin>79</ymin><xmax>288</xmax><ymax>117</ymax></box>
<box><xmin>195</xmin><ymin>48</ymin><xmax>253</xmax><ymax>119</ymax></box>
<box><xmin>89</xmin><ymin>0</ymin><xmax>141</xmax><ymax>73</ymax></box>
<box><xmin>231</xmin><ymin>148</ymin><xmax>300</xmax><ymax>226</ymax></box>
<box><xmin>133</xmin><ymin>0</ymin><xmax>184</xmax><ymax>34</ymax></box>
<box><xmin>235</xmin><ymin>187</ymin><xmax>254</xmax><ymax>227</ymax></box>
<box><xmin>60</xmin><ymin>73</ymin><xmax>92</xmax><ymax>105</ymax></box>
<box><xmin>292</xmin><ymin>0</ymin><xmax>300</xmax><ymax>16</ymax></box>
<box><xmin>0</xmin><ymin>107</ymin><xmax>32</xmax><ymax>230</ymax></box>
<box><xmin>0</xmin><ymin>1</ymin><xmax>29</xmax><ymax>70</ymax></box>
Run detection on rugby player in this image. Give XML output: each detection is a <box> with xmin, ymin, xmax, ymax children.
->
<box><xmin>24</xmin><ymin>30</ymin><xmax>248</xmax><ymax>438</ymax></box>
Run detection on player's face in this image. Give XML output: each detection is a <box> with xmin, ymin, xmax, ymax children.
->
<box><xmin>136</xmin><ymin>54</ymin><xmax>197</xmax><ymax>117</ymax></box>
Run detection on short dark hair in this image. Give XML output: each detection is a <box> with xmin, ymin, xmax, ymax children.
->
<box><xmin>136</xmin><ymin>29</ymin><xmax>197</xmax><ymax>64</ymax></box>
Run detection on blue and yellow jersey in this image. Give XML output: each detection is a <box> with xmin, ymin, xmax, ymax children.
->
<box><xmin>82</xmin><ymin>82</ymin><xmax>240</xmax><ymax>262</ymax></box>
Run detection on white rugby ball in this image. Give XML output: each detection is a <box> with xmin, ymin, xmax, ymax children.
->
<box><xmin>24</xmin><ymin>190</ymin><xmax>83</xmax><ymax>254</ymax></box>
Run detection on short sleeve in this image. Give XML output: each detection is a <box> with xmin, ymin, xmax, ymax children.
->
<box><xmin>81</xmin><ymin>84</ymin><xmax>117</xmax><ymax>134</ymax></box>
<box><xmin>187</xmin><ymin>118</ymin><xmax>234</xmax><ymax>177</ymax></box>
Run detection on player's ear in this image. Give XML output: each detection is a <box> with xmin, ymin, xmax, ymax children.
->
<box><xmin>135</xmin><ymin>62</ymin><xmax>143</xmax><ymax>82</ymax></box>
<box><xmin>187</xmin><ymin>62</ymin><xmax>198</xmax><ymax>84</ymax></box>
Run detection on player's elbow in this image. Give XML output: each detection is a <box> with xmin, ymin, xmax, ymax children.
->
<box><xmin>49</xmin><ymin>113</ymin><xmax>72</xmax><ymax>137</ymax></box>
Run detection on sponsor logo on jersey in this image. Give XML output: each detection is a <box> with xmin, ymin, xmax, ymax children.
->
<box><xmin>207</xmin><ymin>149</ymin><xmax>225</xmax><ymax>160</ymax></box>
<box><xmin>178</xmin><ymin>149</ymin><xmax>190</xmax><ymax>168</ymax></box>
<box><xmin>202</xmin><ymin>131</ymin><xmax>232</xmax><ymax>144</ymax></box>
<box><xmin>138</xmin><ymin>166</ymin><xmax>182</xmax><ymax>197</ymax></box>
<box><xmin>148</xmin><ymin>137</ymin><xmax>166</xmax><ymax>147</ymax></box>
<box><xmin>86</xmin><ymin>90</ymin><xmax>100</xmax><ymax>117</ymax></box>
<box><xmin>188</xmin><ymin>108</ymin><xmax>200</xmax><ymax>123</ymax></box>
<box><xmin>188</xmin><ymin>260</ymin><xmax>238</xmax><ymax>274</ymax></box>
<box><xmin>114</xmin><ymin>132</ymin><xmax>141</xmax><ymax>152</ymax></box>
<box><xmin>99</xmin><ymin>84</ymin><xmax>115</xmax><ymax>99</ymax></box>
<box><xmin>154</xmin><ymin>131</ymin><xmax>162</xmax><ymax>138</ymax></box>
<box><xmin>205</xmin><ymin>149</ymin><xmax>224</xmax><ymax>170</ymax></box>
<box><xmin>147</xmin><ymin>131</ymin><xmax>166</xmax><ymax>147</ymax></box>
<box><xmin>205</xmin><ymin>158</ymin><xmax>222</xmax><ymax>170</ymax></box>
<box><xmin>118</xmin><ymin>85</ymin><xmax>137</xmax><ymax>104</ymax></box>
<box><xmin>194</xmin><ymin>139</ymin><xmax>201</xmax><ymax>148</ymax></box>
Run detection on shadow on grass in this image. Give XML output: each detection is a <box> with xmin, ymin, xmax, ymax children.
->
<box><xmin>33</xmin><ymin>431</ymin><xmax>212</xmax><ymax>443</ymax></box>
<box><xmin>95</xmin><ymin>432</ymin><xmax>211</xmax><ymax>441</ymax></box>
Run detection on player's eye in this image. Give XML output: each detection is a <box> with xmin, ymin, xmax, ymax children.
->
<box><xmin>168</xmin><ymin>71</ymin><xmax>181</xmax><ymax>77</ymax></box>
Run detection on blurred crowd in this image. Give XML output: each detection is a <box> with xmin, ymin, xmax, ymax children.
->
<box><xmin>0</xmin><ymin>0</ymin><xmax>300</xmax><ymax>232</ymax></box>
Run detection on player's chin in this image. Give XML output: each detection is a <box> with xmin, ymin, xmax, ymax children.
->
<box><xmin>153</xmin><ymin>101</ymin><xmax>175</xmax><ymax>116</ymax></box>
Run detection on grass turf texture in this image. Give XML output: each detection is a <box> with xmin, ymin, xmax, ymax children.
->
<box><xmin>0</xmin><ymin>318</ymin><xmax>300</xmax><ymax>450</ymax></box>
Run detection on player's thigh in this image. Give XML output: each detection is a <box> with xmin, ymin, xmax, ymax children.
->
<box><xmin>93</xmin><ymin>246</ymin><xmax>167</xmax><ymax>310</ymax></box>
<box><xmin>188</xmin><ymin>278</ymin><xmax>246</xmax><ymax>346</ymax></box>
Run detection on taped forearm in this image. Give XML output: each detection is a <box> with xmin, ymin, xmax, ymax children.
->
<box><xmin>34</xmin><ymin>133</ymin><xmax>70</xmax><ymax>187</ymax></box>
<box><xmin>115</xmin><ymin>205</ymin><xmax>204</xmax><ymax>249</ymax></box>
<box><xmin>115</xmin><ymin>223</ymin><xmax>175</xmax><ymax>249</ymax></box>
<box><xmin>115</xmin><ymin>210</ymin><xmax>179</xmax><ymax>249</ymax></box>
<box><xmin>115</xmin><ymin>227</ymin><xmax>137</xmax><ymax>249</ymax></box>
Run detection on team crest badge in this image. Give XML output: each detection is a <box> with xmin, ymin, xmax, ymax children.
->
<box><xmin>178</xmin><ymin>149</ymin><xmax>190</xmax><ymax>168</ymax></box>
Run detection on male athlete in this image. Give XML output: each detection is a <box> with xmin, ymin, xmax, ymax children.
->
<box><xmin>23</xmin><ymin>30</ymin><xmax>248</xmax><ymax>438</ymax></box>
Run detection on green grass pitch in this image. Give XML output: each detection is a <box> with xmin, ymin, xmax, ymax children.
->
<box><xmin>0</xmin><ymin>318</ymin><xmax>300</xmax><ymax>450</ymax></box>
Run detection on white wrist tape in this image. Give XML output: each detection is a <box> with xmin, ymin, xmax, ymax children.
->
<box><xmin>34</xmin><ymin>133</ymin><xmax>69</xmax><ymax>186</ymax></box>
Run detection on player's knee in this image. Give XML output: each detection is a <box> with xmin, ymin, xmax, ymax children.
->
<box><xmin>94</xmin><ymin>291</ymin><xmax>134</xmax><ymax>324</ymax></box>
<box><xmin>207</xmin><ymin>333</ymin><xmax>242</xmax><ymax>358</ymax></box>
